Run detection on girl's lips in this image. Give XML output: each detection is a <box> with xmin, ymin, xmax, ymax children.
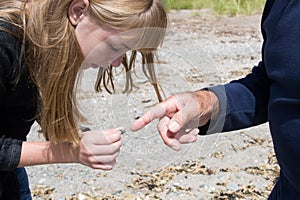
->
<box><xmin>111</xmin><ymin>60</ymin><xmax>122</xmax><ymax>67</ymax></box>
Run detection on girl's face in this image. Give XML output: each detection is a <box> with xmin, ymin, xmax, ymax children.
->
<box><xmin>74</xmin><ymin>15</ymin><xmax>130</xmax><ymax>69</ymax></box>
<box><xmin>68</xmin><ymin>0</ymin><xmax>132</xmax><ymax>69</ymax></box>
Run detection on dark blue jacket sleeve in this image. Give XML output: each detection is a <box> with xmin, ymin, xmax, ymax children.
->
<box><xmin>223</xmin><ymin>61</ymin><xmax>271</xmax><ymax>131</ymax></box>
<box><xmin>207</xmin><ymin>62</ymin><xmax>271</xmax><ymax>133</ymax></box>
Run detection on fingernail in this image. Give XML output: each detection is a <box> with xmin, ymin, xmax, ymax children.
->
<box><xmin>169</xmin><ymin>121</ymin><xmax>180</xmax><ymax>132</ymax></box>
<box><xmin>116</xmin><ymin>127</ymin><xmax>126</xmax><ymax>134</ymax></box>
<box><xmin>130</xmin><ymin>124</ymin><xmax>140</xmax><ymax>132</ymax></box>
<box><xmin>188</xmin><ymin>137</ymin><xmax>196</xmax><ymax>143</ymax></box>
<box><xmin>192</xmin><ymin>129</ymin><xmax>200</xmax><ymax>135</ymax></box>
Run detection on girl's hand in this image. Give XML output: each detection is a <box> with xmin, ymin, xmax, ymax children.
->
<box><xmin>78</xmin><ymin>128</ymin><xmax>122</xmax><ymax>170</ymax></box>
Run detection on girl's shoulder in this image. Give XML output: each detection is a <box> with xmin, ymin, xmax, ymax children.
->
<box><xmin>0</xmin><ymin>21</ymin><xmax>26</xmax><ymax>91</ymax></box>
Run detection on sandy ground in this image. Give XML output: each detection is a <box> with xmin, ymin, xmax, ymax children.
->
<box><xmin>27</xmin><ymin>10</ymin><xmax>279</xmax><ymax>200</ymax></box>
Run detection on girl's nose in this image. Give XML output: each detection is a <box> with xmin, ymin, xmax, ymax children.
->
<box><xmin>111</xmin><ymin>55</ymin><xmax>123</xmax><ymax>67</ymax></box>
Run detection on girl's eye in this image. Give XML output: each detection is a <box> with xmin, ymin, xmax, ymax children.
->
<box><xmin>109</xmin><ymin>43</ymin><xmax>121</xmax><ymax>52</ymax></box>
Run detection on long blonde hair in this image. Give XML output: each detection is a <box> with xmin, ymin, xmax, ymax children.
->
<box><xmin>0</xmin><ymin>0</ymin><xmax>167</xmax><ymax>145</ymax></box>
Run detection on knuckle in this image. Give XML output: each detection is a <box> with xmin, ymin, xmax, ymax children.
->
<box><xmin>87</xmin><ymin>157</ymin><xmax>96</xmax><ymax>164</ymax></box>
<box><xmin>115</xmin><ymin>140</ymin><xmax>122</xmax><ymax>149</ymax></box>
<box><xmin>107</xmin><ymin>133</ymin><xmax>121</xmax><ymax>143</ymax></box>
<box><xmin>107</xmin><ymin>141</ymin><xmax>122</xmax><ymax>154</ymax></box>
<box><xmin>163</xmin><ymin>140</ymin><xmax>172</xmax><ymax>147</ymax></box>
<box><xmin>105</xmin><ymin>156</ymin><xmax>116</xmax><ymax>164</ymax></box>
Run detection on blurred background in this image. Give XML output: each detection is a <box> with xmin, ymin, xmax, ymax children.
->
<box><xmin>163</xmin><ymin>0</ymin><xmax>266</xmax><ymax>16</ymax></box>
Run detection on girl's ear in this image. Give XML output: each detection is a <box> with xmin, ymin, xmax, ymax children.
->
<box><xmin>68</xmin><ymin>0</ymin><xmax>90</xmax><ymax>26</ymax></box>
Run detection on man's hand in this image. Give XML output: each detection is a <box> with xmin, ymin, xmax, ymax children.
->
<box><xmin>130</xmin><ymin>90</ymin><xmax>219</xmax><ymax>151</ymax></box>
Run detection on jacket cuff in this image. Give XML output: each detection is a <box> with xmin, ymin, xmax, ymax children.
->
<box><xmin>198</xmin><ymin>85</ymin><xmax>227</xmax><ymax>135</ymax></box>
<box><xmin>0</xmin><ymin>136</ymin><xmax>23</xmax><ymax>171</ymax></box>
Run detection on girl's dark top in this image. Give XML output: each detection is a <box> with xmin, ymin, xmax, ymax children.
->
<box><xmin>209</xmin><ymin>0</ymin><xmax>300</xmax><ymax>199</ymax></box>
<box><xmin>0</xmin><ymin>21</ymin><xmax>37</xmax><ymax>199</ymax></box>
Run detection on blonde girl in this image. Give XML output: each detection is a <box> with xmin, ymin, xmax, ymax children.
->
<box><xmin>0</xmin><ymin>0</ymin><xmax>167</xmax><ymax>199</ymax></box>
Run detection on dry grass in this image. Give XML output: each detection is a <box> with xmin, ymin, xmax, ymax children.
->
<box><xmin>163</xmin><ymin>0</ymin><xmax>266</xmax><ymax>16</ymax></box>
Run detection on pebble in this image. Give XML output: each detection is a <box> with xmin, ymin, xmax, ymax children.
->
<box><xmin>226</xmin><ymin>182</ymin><xmax>239</xmax><ymax>192</ymax></box>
